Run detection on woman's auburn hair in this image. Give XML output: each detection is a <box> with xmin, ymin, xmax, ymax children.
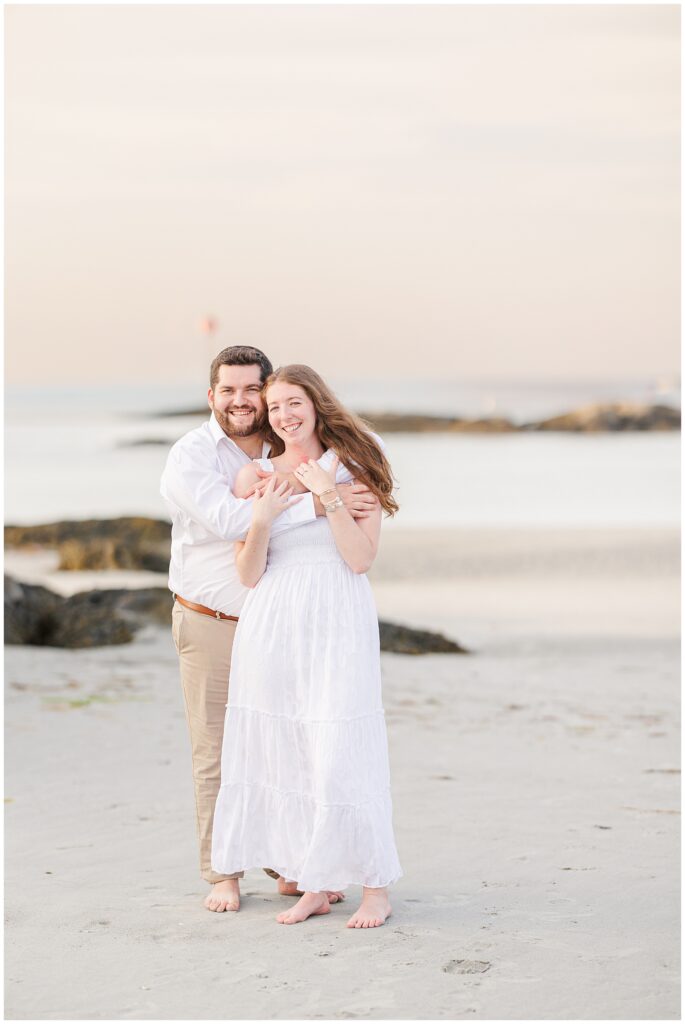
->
<box><xmin>264</xmin><ymin>364</ymin><xmax>399</xmax><ymax>516</ymax></box>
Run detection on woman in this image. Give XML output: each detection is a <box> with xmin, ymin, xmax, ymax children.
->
<box><xmin>211</xmin><ymin>365</ymin><xmax>402</xmax><ymax>927</ymax></box>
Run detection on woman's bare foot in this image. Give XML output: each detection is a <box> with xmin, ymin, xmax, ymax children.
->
<box><xmin>277</xmin><ymin>878</ymin><xmax>346</xmax><ymax>903</ymax></box>
<box><xmin>276</xmin><ymin>891</ymin><xmax>331</xmax><ymax>924</ymax></box>
<box><xmin>346</xmin><ymin>886</ymin><xmax>392</xmax><ymax>928</ymax></box>
<box><xmin>204</xmin><ymin>878</ymin><xmax>240</xmax><ymax>912</ymax></box>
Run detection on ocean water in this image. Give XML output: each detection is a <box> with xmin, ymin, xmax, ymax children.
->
<box><xmin>7</xmin><ymin>373</ymin><xmax>679</xmax><ymax>422</ymax></box>
<box><xmin>4</xmin><ymin>391</ymin><xmax>680</xmax><ymax>528</ymax></box>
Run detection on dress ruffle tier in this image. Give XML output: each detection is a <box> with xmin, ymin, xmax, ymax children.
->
<box><xmin>212</xmin><ymin>708</ymin><xmax>402</xmax><ymax>891</ymax></box>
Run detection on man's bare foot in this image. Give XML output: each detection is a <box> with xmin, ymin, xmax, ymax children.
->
<box><xmin>346</xmin><ymin>886</ymin><xmax>392</xmax><ymax>928</ymax></box>
<box><xmin>325</xmin><ymin>890</ymin><xmax>346</xmax><ymax>904</ymax></box>
<box><xmin>204</xmin><ymin>878</ymin><xmax>240</xmax><ymax>912</ymax></box>
<box><xmin>277</xmin><ymin>878</ymin><xmax>304</xmax><ymax>897</ymax></box>
<box><xmin>276</xmin><ymin>891</ymin><xmax>331</xmax><ymax>925</ymax></box>
<box><xmin>276</xmin><ymin>877</ymin><xmax>345</xmax><ymax>903</ymax></box>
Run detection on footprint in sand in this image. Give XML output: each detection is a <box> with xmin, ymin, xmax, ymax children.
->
<box><xmin>443</xmin><ymin>959</ymin><xmax>491</xmax><ymax>974</ymax></box>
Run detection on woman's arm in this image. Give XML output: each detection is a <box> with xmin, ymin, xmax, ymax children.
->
<box><xmin>234</xmin><ymin>531</ymin><xmax>270</xmax><ymax>589</ymax></box>
<box><xmin>294</xmin><ymin>457</ymin><xmax>382</xmax><ymax>574</ymax></box>
<box><xmin>323</xmin><ymin>499</ymin><xmax>381</xmax><ymax>574</ymax></box>
<box><xmin>234</xmin><ymin>478</ymin><xmax>301</xmax><ymax>587</ymax></box>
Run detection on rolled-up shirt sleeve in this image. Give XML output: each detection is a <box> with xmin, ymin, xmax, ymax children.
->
<box><xmin>160</xmin><ymin>443</ymin><xmax>315</xmax><ymax>543</ymax></box>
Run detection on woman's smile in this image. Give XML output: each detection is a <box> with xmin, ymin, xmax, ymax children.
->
<box><xmin>266</xmin><ymin>381</ymin><xmax>322</xmax><ymax>457</ymax></box>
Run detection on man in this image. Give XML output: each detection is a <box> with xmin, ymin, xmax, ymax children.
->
<box><xmin>160</xmin><ymin>346</ymin><xmax>376</xmax><ymax>912</ymax></box>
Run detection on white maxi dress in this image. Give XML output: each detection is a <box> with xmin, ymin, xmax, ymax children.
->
<box><xmin>211</xmin><ymin>455</ymin><xmax>402</xmax><ymax>892</ymax></box>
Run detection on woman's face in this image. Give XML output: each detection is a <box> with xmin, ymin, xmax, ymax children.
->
<box><xmin>266</xmin><ymin>382</ymin><xmax>318</xmax><ymax>446</ymax></box>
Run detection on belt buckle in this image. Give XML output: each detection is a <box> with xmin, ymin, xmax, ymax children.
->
<box><xmin>215</xmin><ymin>609</ymin><xmax>222</xmax><ymax>620</ymax></box>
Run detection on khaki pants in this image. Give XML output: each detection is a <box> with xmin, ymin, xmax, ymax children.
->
<box><xmin>172</xmin><ymin>601</ymin><xmax>280</xmax><ymax>885</ymax></box>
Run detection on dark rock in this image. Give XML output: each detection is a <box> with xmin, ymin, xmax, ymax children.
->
<box><xmin>5</xmin><ymin>517</ymin><xmax>171</xmax><ymax>573</ymax></box>
<box><xmin>49</xmin><ymin>590</ymin><xmax>137</xmax><ymax>647</ymax></box>
<box><xmin>5</xmin><ymin>576</ymin><xmax>465</xmax><ymax>654</ymax></box>
<box><xmin>524</xmin><ymin>402</ymin><xmax>681</xmax><ymax>433</ymax></box>
<box><xmin>4</xmin><ymin>576</ymin><xmax>62</xmax><ymax>646</ymax></box>
<box><xmin>4</xmin><ymin>578</ymin><xmax>173</xmax><ymax>648</ymax></box>
<box><xmin>5</xmin><ymin>516</ymin><xmax>170</xmax><ymax>548</ymax></box>
<box><xmin>113</xmin><ymin>587</ymin><xmax>174</xmax><ymax>626</ymax></box>
<box><xmin>360</xmin><ymin>413</ymin><xmax>518</xmax><ymax>434</ymax></box>
<box><xmin>57</xmin><ymin>539</ymin><xmax>168</xmax><ymax>573</ymax></box>
<box><xmin>379</xmin><ymin>621</ymin><xmax>468</xmax><ymax>655</ymax></box>
<box><xmin>152</xmin><ymin>407</ymin><xmax>209</xmax><ymax>418</ymax></box>
<box><xmin>116</xmin><ymin>438</ymin><xmax>171</xmax><ymax>447</ymax></box>
<box><xmin>365</xmin><ymin>404</ymin><xmax>680</xmax><ymax>434</ymax></box>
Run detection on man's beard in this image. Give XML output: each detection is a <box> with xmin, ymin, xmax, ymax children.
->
<box><xmin>213</xmin><ymin>405</ymin><xmax>267</xmax><ymax>439</ymax></box>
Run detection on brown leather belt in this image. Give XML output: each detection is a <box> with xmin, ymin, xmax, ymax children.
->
<box><xmin>174</xmin><ymin>594</ymin><xmax>239</xmax><ymax>622</ymax></box>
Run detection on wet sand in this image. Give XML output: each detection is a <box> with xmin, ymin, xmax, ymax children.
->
<box><xmin>4</xmin><ymin>528</ymin><xmax>680</xmax><ymax>1019</ymax></box>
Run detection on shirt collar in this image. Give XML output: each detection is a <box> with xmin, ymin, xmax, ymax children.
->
<box><xmin>209</xmin><ymin>412</ymin><xmax>270</xmax><ymax>459</ymax></box>
<box><xmin>208</xmin><ymin>412</ymin><xmax>231</xmax><ymax>448</ymax></box>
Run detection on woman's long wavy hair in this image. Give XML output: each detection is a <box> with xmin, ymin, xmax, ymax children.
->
<box><xmin>264</xmin><ymin>365</ymin><xmax>399</xmax><ymax>516</ymax></box>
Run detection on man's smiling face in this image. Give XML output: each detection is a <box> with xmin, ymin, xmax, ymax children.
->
<box><xmin>208</xmin><ymin>363</ymin><xmax>267</xmax><ymax>438</ymax></box>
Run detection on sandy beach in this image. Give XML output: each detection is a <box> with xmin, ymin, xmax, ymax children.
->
<box><xmin>5</xmin><ymin>527</ymin><xmax>680</xmax><ymax>1020</ymax></box>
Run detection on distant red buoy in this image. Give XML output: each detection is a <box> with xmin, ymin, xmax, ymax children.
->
<box><xmin>199</xmin><ymin>316</ymin><xmax>218</xmax><ymax>335</ymax></box>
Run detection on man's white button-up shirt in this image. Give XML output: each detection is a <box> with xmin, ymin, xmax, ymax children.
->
<box><xmin>160</xmin><ymin>413</ymin><xmax>316</xmax><ymax>616</ymax></box>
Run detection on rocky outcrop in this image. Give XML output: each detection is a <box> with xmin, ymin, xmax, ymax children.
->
<box><xmin>4</xmin><ymin>577</ymin><xmax>64</xmax><ymax>646</ymax></box>
<box><xmin>152</xmin><ymin>402</ymin><xmax>680</xmax><ymax>433</ymax></box>
<box><xmin>378</xmin><ymin>621</ymin><xmax>468</xmax><ymax>655</ymax></box>
<box><xmin>523</xmin><ymin>402</ymin><xmax>680</xmax><ymax>433</ymax></box>
<box><xmin>4</xmin><ymin>578</ymin><xmax>173</xmax><ymax>648</ymax></box>
<box><xmin>4</xmin><ymin>517</ymin><xmax>170</xmax><ymax>548</ymax></box>
<box><xmin>360</xmin><ymin>413</ymin><xmax>518</xmax><ymax>434</ymax></box>
<box><xmin>5</xmin><ymin>518</ymin><xmax>171</xmax><ymax>573</ymax></box>
<box><xmin>4</xmin><ymin>577</ymin><xmax>468</xmax><ymax>654</ymax></box>
<box><xmin>116</xmin><ymin>438</ymin><xmax>171</xmax><ymax>447</ymax></box>
<box><xmin>56</xmin><ymin>538</ymin><xmax>168</xmax><ymax>572</ymax></box>
<box><xmin>364</xmin><ymin>403</ymin><xmax>680</xmax><ymax>433</ymax></box>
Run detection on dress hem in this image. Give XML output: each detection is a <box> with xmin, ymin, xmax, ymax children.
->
<box><xmin>209</xmin><ymin>859</ymin><xmax>404</xmax><ymax>893</ymax></box>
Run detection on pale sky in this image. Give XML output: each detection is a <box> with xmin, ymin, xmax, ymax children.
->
<box><xmin>5</xmin><ymin>4</ymin><xmax>680</xmax><ymax>386</ymax></box>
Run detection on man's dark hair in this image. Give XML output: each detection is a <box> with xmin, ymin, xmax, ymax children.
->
<box><xmin>209</xmin><ymin>346</ymin><xmax>273</xmax><ymax>389</ymax></box>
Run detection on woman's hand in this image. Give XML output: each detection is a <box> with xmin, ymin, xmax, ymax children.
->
<box><xmin>293</xmin><ymin>456</ymin><xmax>340</xmax><ymax>496</ymax></box>
<box><xmin>251</xmin><ymin>476</ymin><xmax>302</xmax><ymax>526</ymax></box>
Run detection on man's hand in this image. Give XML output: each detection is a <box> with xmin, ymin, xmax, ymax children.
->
<box><xmin>334</xmin><ymin>482</ymin><xmax>379</xmax><ymax>519</ymax></box>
